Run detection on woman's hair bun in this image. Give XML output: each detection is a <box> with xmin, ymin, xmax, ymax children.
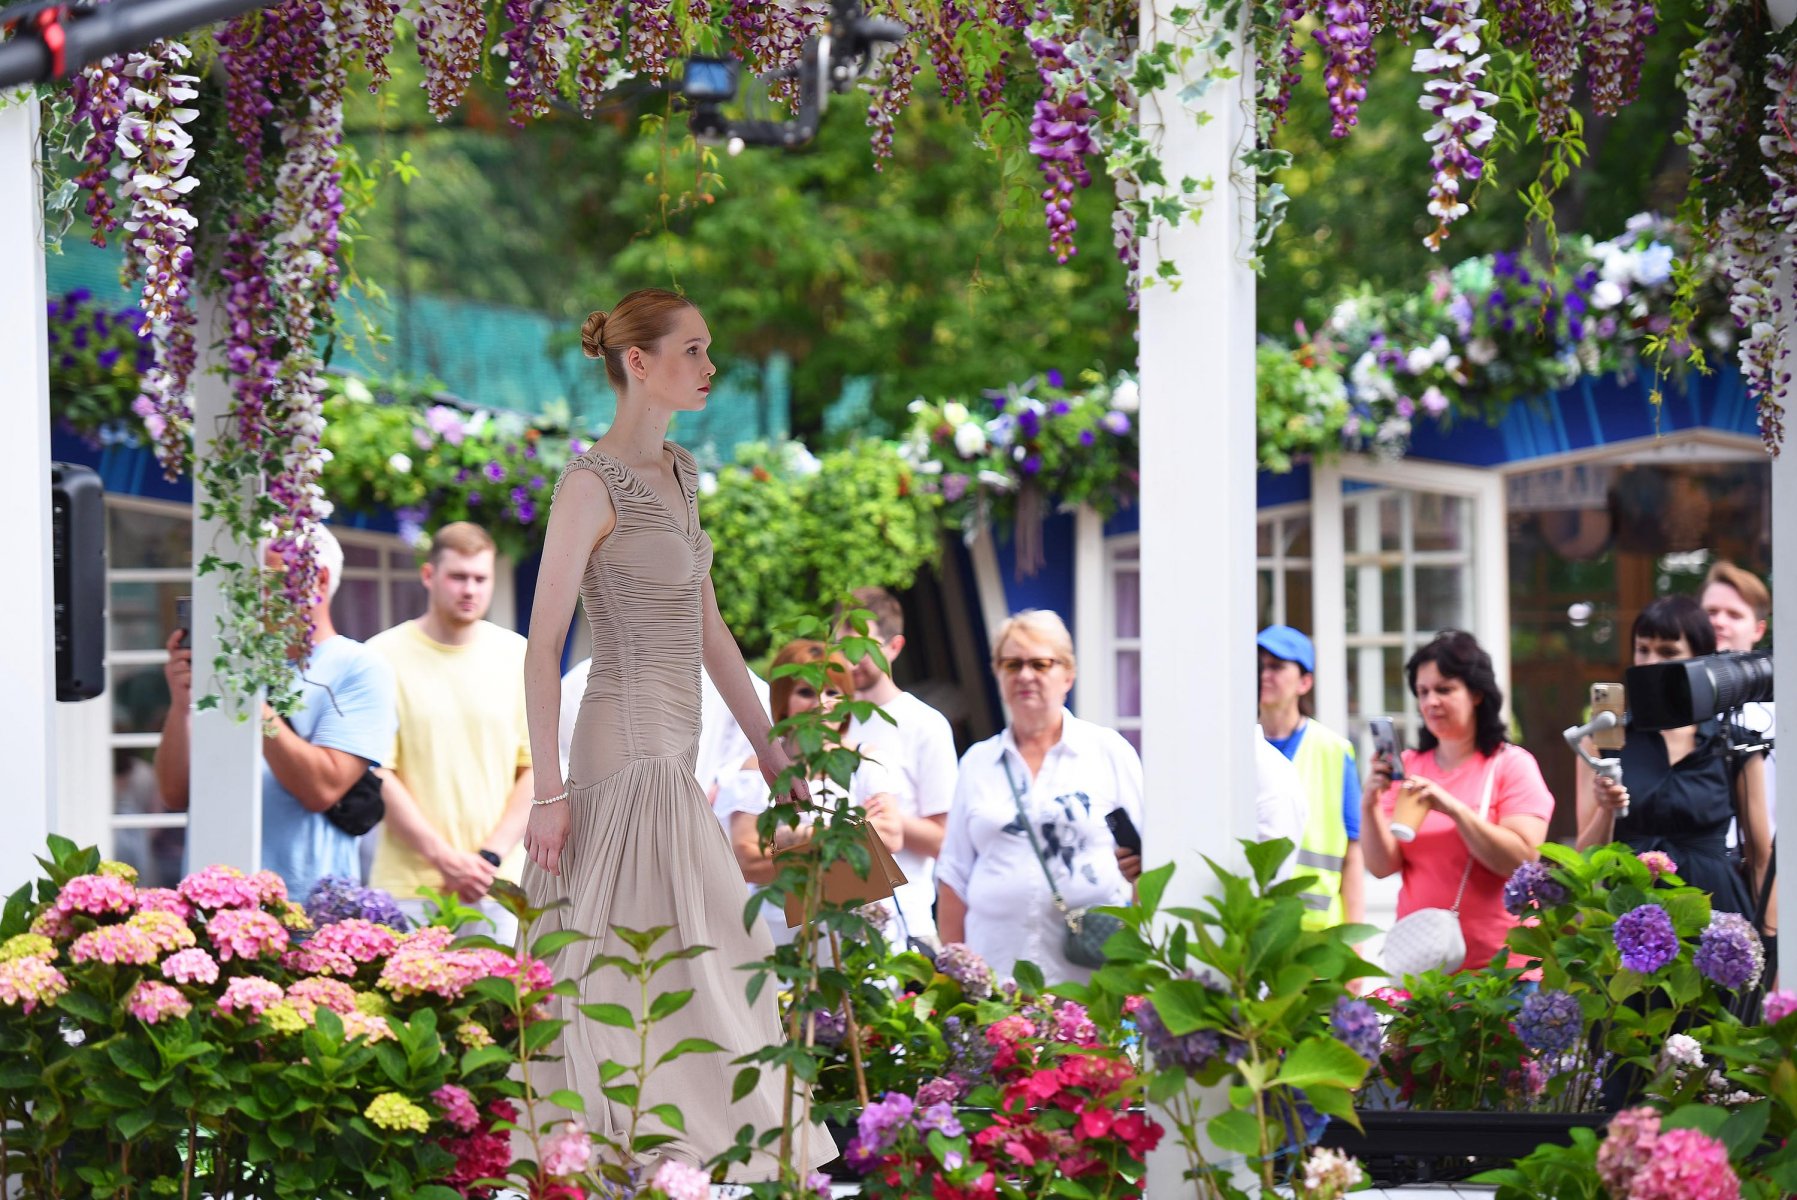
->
<box><xmin>580</xmin><ymin>311</ymin><xmax>607</xmax><ymax>359</ymax></box>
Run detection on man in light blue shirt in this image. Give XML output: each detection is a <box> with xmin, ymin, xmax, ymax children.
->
<box><xmin>157</xmin><ymin>526</ymin><xmax>397</xmax><ymax>901</ymax></box>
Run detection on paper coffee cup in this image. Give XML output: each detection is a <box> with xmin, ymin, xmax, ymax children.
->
<box><xmin>1389</xmin><ymin>788</ymin><xmax>1430</xmax><ymax>843</ymax></box>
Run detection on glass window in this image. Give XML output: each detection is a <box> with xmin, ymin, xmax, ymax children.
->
<box><xmin>1114</xmin><ymin>567</ymin><xmax>1140</xmax><ymax>639</ymax></box>
<box><xmin>110</xmin><ymin>580</ymin><xmax>188</xmax><ymax>652</ymax></box>
<box><xmin>342</xmin><ymin>542</ymin><xmax>381</xmax><ymax>568</ymax></box>
<box><xmin>335</xmin><ymin>577</ymin><xmax>384</xmax><ymax>642</ymax></box>
<box><xmin>1116</xmin><ymin>650</ymin><xmax>1142</xmax><ymax>719</ymax></box>
<box><xmin>109</xmin><ymin>504</ymin><xmax>188</xmax><ymax>569</ymax></box>
<box><xmin>111</xmin><ymin>663</ymin><xmax>172</xmax><ymax>735</ymax></box>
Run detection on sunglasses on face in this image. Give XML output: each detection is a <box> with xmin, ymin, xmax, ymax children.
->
<box><xmin>995</xmin><ymin>656</ymin><xmax>1064</xmax><ymax>676</ymax></box>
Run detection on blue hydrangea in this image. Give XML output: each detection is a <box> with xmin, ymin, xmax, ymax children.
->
<box><xmin>1331</xmin><ymin>997</ymin><xmax>1382</xmax><ymax>1062</ymax></box>
<box><xmin>1514</xmin><ymin>989</ymin><xmax>1584</xmax><ymax>1056</ymax></box>
<box><xmin>1503</xmin><ymin>861</ymin><xmax>1569</xmax><ymax>917</ymax></box>
<box><xmin>1136</xmin><ymin>998</ymin><xmax>1244</xmax><ymax>1074</ymax></box>
<box><xmin>1613</xmin><ymin>903</ymin><xmax>1679</xmax><ymax>974</ymax></box>
<box><xmin>1694</xmin><ymin>912</ymin><xmax>1764</xmax><ymax>991</ymax></box>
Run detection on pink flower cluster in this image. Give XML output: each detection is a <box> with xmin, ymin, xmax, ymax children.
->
<box><xmin>286</xmin><ymin>976</ymin><xmax>359</xmax><ymax>1018</ymax></box>
<box><xmin>129</xmin><ymin>909</ymin><xmax>198</xmax><ymax>952</ymax></box>
<box><xmin>218</xmin><ymin>976</ymin><xmax>285</xmax><ymax>1016</ymax></box>
<box><xmin>207</xmin><ymin>908</ymin><xmax>291</xmax><ymax>962</ymax></box>
<box><xmin>540</xmin><ymin>1120</ymin><xmax>594</xmax><ymax>1176</ymax></box>
<box><xmin>55</xmin><ymin>873</ymin><xmax>138</xmax><ymax>916</ymax></box>
<box><xmin>1763</xmin><ymin>990</ymin><xmax>1797</xmax><ymax>1024</ymax></box>
<box><xmin>0</xmin><ymin>956</ymin><xmax>70</xmax><ymax>1013</ymax></box>
<box><xmin>162</xmin><ymin>947</ymin><xmax>220</xmax><ymax>985</ymax></box>
<box><xmin>432</xmin><ymin>1083</ymin><xmax>480</xmax><ymax>1132</ymax></box>
<box><xmin>1637</xmin><ymin>851</ymin><xmax>1678</xmax><ymax>878</ymax></box>
<box><xmin>128</xmin><ymin>979</ymin><xmax>193</xmax><ymax>1025</ymax></box>
<box><xmin>1598</xmin><ymin>1108</ymin><xmax>1740</xmax><ymax>1200</ymax></box>
<box><xmin>377</xmin><ymin>929</ymin><xmax>546</xmax><ymax>1001</ymax></box>
<box><xmin>135</xmin><ymin>887</ymin><xmax>194</xmax><ymax>918</ymax></box>
<box><xmin>285</xmin><ymin>918</ymin><xmax>398</xmax><ymax>975</ymax></box>
<box><xmin>180</xmin><ymin>865</ymin><xmax>265</xmax><ymax>911</ymax></box>
<box><xmin>70</xmin><ymin>923</ymin><xmax>160</xmax><ymax>966</ymax></box>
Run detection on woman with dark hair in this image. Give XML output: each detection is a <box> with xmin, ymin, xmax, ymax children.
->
<box><xmin>1577</xmin><ymin>595</ymin><xmax>1771</xmax><ymax>923</ymax></box>
<box><xmin>1362</xmin><ymin>630</ymin><xmax>1557</xmax><ymax>972</ymax></box>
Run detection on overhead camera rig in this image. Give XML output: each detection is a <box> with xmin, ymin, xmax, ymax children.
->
<box><xmin>677</xmin><ymin>0</ymin><xmax>907</xmax><ymax>149</ymax></box>
<box><xmin>0</xmin><ymin>0</ymin><xmax>275</xmax><ymax>87</ymax></box>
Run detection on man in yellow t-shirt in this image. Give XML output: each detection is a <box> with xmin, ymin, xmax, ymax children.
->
<box><xmin>369</xmin><ymin>522</ymin><xmax>533</xmax><ymax>945</ymax></box>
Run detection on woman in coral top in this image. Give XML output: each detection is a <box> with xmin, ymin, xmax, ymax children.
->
<box><xmin>1362</xmin><ymin>630</ymin><xmax>1557</xmax><ymax>972</ymax></box>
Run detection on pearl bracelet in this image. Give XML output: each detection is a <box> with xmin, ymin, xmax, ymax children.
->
<box><xmin>532</xmin><ymin>790</ymin><xmax>569</xmax><ymax>807</ymax></box>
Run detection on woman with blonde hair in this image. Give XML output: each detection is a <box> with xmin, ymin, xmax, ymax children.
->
<box><xmin>715</xmin><ymin>638</ymin><xmax>905</xmax><ymax>945</ymax></box>
<box><xmin>519</xmin><ymin>288</ymin><xmax>834</xmax><ymax>1178</ymax></box>
<box><xmin>936</xmin><ymin>609</ymin><xmax>1143</xmax><ymax>984</ymax></box>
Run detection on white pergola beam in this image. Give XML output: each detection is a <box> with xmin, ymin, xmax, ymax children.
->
<box><xmin>1</xmin><ymin>98</ymin><xmax>57</xmax><ymax>895</ymax></box>
<box><xmin>1138</xmin><ymin>0</ymin><xmax>1259</xmax><ymax>1193</ymax></box>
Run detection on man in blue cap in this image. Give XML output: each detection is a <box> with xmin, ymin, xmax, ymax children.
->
<box><xmin>1258</xmin><ymin>625</ymin><xmax>1363</xmax><ymax>930</ymax></box>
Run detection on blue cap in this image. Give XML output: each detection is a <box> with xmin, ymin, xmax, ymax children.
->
<box><xmin>1257</xmin><ymin>625</ymin><xmax>1316</xmax><ymax>674</ymax></box>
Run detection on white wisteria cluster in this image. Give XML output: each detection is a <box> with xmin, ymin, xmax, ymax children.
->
<box><xmin>115</xmin><ymin>42</ymin><xmax>200</xmax><ymax>477</ymax></box>
<box><xmin>1414</xmin><ymin>0</ymin><xmax>1497</xmax><ymax>249</ymax></box>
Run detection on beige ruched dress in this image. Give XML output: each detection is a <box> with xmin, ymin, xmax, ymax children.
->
<box><xmin>523</xmin><ymin>442</ymin><xmax>836</xmax><ymax>1180</ymax></box>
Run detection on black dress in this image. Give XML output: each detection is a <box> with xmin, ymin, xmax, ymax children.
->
<box><xmin>1614</xmin><ymin>719</ymin><xmax>1759</xmax><ymax>920</ymax></box>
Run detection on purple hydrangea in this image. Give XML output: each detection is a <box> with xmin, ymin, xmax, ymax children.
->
<box><xmin>935</xmin><ymin>942</ymin><xmax>995</xmax><ymax>1000</ymax></box>
<box><xmin>1693</xmin><ymin>912</ymin><xmax>1764</xmax><ymax>991</ymax></box>
<box><xmin>941</xmin><ymin>1015</ymin><xmax>997</xmax><ymax>1088</ymax></box>
<box><xmin>855</xmin><ymin>1091</ymin><xmax>914</xmax><ymax>1155</ymax></box>
<box><xmin>1331</xmin><ymin>997</ymin><xmax>1382</xmax><ymax>1062</ymax></box>
<box><xmin>1514</xmin><ymin>989</ymin><xmax>1584</xmax><ymax>1056</ymax></box>
<box><xmin>809</xmin><ymin>1004</ymin><xmax>847</xmax><ymax>1048</ymax></box>
<box><xmin>1614</xmin><ymin>904</ymin><xmax>1679</xmax><ymax>974</ymax></box>
<box><xmin>1503</xmin><ymin>861</ymin><xmax>1570</xmax><ymax>917</ymax></box>
<box><xmin>915</xmin><ymin>1102</ymin><xmax>963</xmax><ymax>1138</ymax></box>
<box><xmin>1136</xmin><ymin>998</ymin><xmax>1244</xmax><ymax>1074</ymax></box>
<box><xmin>303</xmin><ymin>876</ymin><xmax>411</xmax><ymax>931</ymax></box>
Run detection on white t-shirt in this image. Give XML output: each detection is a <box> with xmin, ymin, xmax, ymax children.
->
<box><xmin>1256</xmin><ymin>725</ymin><xmax>1309</xmax><ymax>853</ymax></box>
<box><xmin>558</xmin><ymin>659</ymin><xmax>768</xmax><ymax>805</ymax></box>
<box><xmin>715</xmin><ymin>751</ymin><xmax>900</xmax><ymax>946</ymax></box>
<box><xmin>1727</xmin><ymin>700</ymin><xmax>1776</xmax><ymax>848</ymax></box>
<box><xmin>846</xmin><ymin>690</ymin><xmax>959</xmax><ymax>939</ymax></box>
<box><xmin>935</xmin><ymin>710</ymin><xmax>1144</xmax><ymax>984</ymax></box>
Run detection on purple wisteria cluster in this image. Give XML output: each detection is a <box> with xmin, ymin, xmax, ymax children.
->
<box><xmin>499</xmin><ymin>0</ymin><xmax>575</xmax><ymax>124</ymax></box>
<box><xmin>1025</xmin><ymin>27</ymin><xmax>1097</xmax><ymax>264</ymax></box>
<box><xmin>1585</xmin><ymin>0</ymin><xmax>1656</xmax><ymax>114</ymax></box>
<box><xmin>866</xmin><ymin>41</ymin><xmax>920</xmax><ymax>167</ymax></box>
<box><xmin>1316</xmin><ymin>0</ymin><xmax>1377</xmax><ymax>137</ymax></box>
<box><xmin>1502</xmin><ymin>860</ymin><xmax>1569</xmax><ymax>917</ymax></box>
<box><xmin>67</xmin><ymin>57</ymin><xmax>127</xmax><ymax>248</ymax></box>
<box><xmin>114</xmin><ymin>43</ymin><xmax>201</xmax><ymax>479</ymax></box>
<box><xmin>1529</xmin><ymin>0</ymin><xmax>1583</xmax><ymax>140</ymax></box>
<box><xmin>1331</xmin><ymin>997</ymin><xmax>1383</xmax><ymax>1062</ymax></box>
<box><xmin>1693</xmin><ymin>912</ymin><xmax>1764</xmax><ymax>991</ymax></box>
<box><xmin>1514</xmin><ymin>988</ymin><xmax>1583</xmax><ymax>1055</ymax></box>
<box><xmin>1614</xmin><ymin>903</ymin><xmax>1680</xmax><ymax>974</ymax></box>
<box><xmin>413</xmin><ymin>0</ymin><xmax>487</xmax><ymax>119</ymax></box>
<box><xmin>623</xmin><ymin>0</ymin><xmax>679</xmax><ymax>82</ymax></box>
<box><xmin>1414</xmin><ymin>0</ymin><xmax>1497</xmax><ymax>250</ymax></box>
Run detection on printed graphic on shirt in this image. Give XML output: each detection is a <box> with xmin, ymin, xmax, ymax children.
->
<box><xmin>1003</xmin><ymin>791</ymin><xmax>1099</xmax><ymax>884</ymax></box>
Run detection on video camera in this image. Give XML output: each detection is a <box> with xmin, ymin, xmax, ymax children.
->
<box><xmin>1625</xmin><ymin>651</ymin><xmax>1774</xmax><ymax>733</ymax></box>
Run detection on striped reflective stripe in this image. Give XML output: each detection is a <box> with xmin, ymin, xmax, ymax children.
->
<box><xmin>1300</xmin><ymin>893</ymin><xmax>1333</xmax><ymax>910</ymax></box>
<box><xmin>1296</xmin><ymin>848</ymin><xmax>1345</xmax><ymax>872</ymax></box>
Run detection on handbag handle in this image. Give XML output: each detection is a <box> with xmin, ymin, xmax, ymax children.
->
<box><xmin>1002</xmin><ymin>755</ymin><xmax>1074</xmax><ymax>919</ymax></box>
<box><xmin>1449</xmin><ymin>748</ymin><xmax>1501</xmax><ymax>915</ymax></box>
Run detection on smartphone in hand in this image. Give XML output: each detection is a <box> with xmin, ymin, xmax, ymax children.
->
<box><xmin>1590</xmin><ymin>682</ymin><xmax>1626</xmax><ymax>752</ymax></box>
<box><xmin>1105</xmin><ymin>808</ymin><xmax>1142</xmax><ymax>856</ymax></box>
<box><xmin>1369</xmin><ymin>716</ymin><xmax>1405</xmax><ymax>782</ymax></box>
<box><xmin>175</xmin><ymin>595</ymin><xmax>192</xmax><ymax>650</ymax></box>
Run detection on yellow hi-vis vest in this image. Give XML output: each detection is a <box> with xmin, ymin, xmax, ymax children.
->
<box><xmin>1285</xmin><ymin>720</ymin><xmax>1355</xmax><ymax>929</ymax></box>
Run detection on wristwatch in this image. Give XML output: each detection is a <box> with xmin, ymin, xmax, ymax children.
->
<box><xmin>477</xmin><ymin>849</ymin><xmax>502</xmax><ymax>868</ymax></box>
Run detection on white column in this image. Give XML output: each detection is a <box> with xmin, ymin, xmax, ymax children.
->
<box><xmin>1312</xmin><ymin>464</ymin><xmax>1349</xmax><ymax>734</ymax></box>
<box><xmin>1137</xmin><ymin>0</ymin><xmax>1257</xmax><ymax>1194</ymax></box>
<box><xmin>0</xmin><ymin>98</ymin><xmax>57</xmax><ymax>894</ymax></box>
<box><xmin>1073</xmin><ymin>504</ymin><xmax>1110</xmax><ymax>720</ymax></box>
<box><xmin>1768</xmin><ymin>0</ymin><xmax>1797</xmax><ymax>998</ymax></box>
<box><xmin>183</xmin><ymin>295</ymin><xmax>264</xmax><ymax>873</ymax></box>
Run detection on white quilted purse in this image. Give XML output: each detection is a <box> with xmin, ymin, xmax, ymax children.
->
<box><xmin>1381</xmin><ymin>751</ymin><xmax>1498</xmax><ymax>979</ymax></box>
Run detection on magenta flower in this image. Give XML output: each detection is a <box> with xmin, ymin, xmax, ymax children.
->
<box><xmin>1637</xmin><ymin>850</ymin><xmax>1678</xmax><ymax>878</ymax></box>
<box><xmin>128</xmin><ymin>910</ymin><xmax>197</xmax><ymax>953</ymax></box>
<box><xmin>540</xmin><ymin>1120</ymin><xmax>594</xmax><ymax>1176</ymax></box>
<box><xmin>134</xmin><ymin>887</ymin><xmax>194</xmax><ymax>919</ymax></box>
<box><xmin>433</xmin><ymin>1083</ymin><xmax>480</xmax><ymax>1132</ymax></box>
<box><xmin>1596</xmin><ymin>1106</ymin><xmax>1659</xmax><ymax>1197</ymax></box>
<box><xmin>1627</xmin><ymin>1127</ymin><xmax>1739</xmax><ymax>1200</ymax></box>
<box><xmin>286</xmin><ymin>976</ymin><xmax>358</xmax><ymax>1019</ymax></box>
<box><xmin>1763</xmin><ymin>990</ymin><xmax>1797</xmax><ymax>1024</ymax></box>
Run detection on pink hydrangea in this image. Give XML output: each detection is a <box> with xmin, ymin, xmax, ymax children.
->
<box><xmin>468</xmin><ymin>949</ymin><xmax>553</xmax><ymax>990</ymax></box>
<box><xmin>286</xmin><ymin>976</ymin><xmax>359</xmax><ymax>1019</ymax></box>
<box><xmin>1052</xmin><ymin>1000</ymin><xmax>1099</xmax><ymax>1046</ymax></box>
<box><xmin>1626</xmin><ymin>1127</ymin><xmax>1738</xmax><ymax>1200</ymax></box>
<box><xmin>161</xmin><ymin>947</ymin><xmax>220</xmax><ymax>985</ymax></box>
<box><xmin>249</xmin><ymin>870</ymin><xmax>288</xmax><ymax>905</ymax></box>
<box><xmin>128</xmin><ymin>910</ymin><xmax>198</xmax><ymax>952</ymax></box>
<box><xmin>133</xmin><ymin>887</ymin><xmax>194</xmax><ymax>919</ymax></box>
<box><xmin>127</xmin><ymin>979</ymin><xmax>192</xmax><ymax>1025</ymax></box>
<box><xmin>650</xmin><ymin>1160</ymin><xmax>710</xmax><ymax>1200</ymax></box>
<box><xmin>377</xmin><ymin>943</ymin><xmax>492</xmax><ymax>1001</ymax></box>
<box><xmin>1763</xmin><ymin>990</ymin><xmax>1797</xmax><ymax>1025</ymax></box>
<box><xmin>0</xmin><ymin>956</ymin><xmax>70</xmax><ymax>1012</ymax></box>
<box><xmin>217</xmin><ymin>976</ymin><xmax>284</xmax><ymax>1016</ymax></box>
<box><xmin>70</xmin><ymin>923</ymin><xmax>160</xmax><ymax>966</ymax></box>
<box><xmin>1637</xmin><ymin>851</ymin><xmax>1678</xmax><ymax>879</ymax></box>
<box><xmin>29</xmin><ymin>906</ymin><xmax>74</xmax><ymax>939</ymax></box>
<box><xmin>399</xmin><ymin>926</ymin><xmax>456</xmax><ymax>953</ymax></box>
<box><xmin>540</xmin><ymin>1120</ymin><xmax>594</xmax><ymax>1176</ymax></box>
<box><xmin>207</xmin><ymin>908</ymin><xmax>290</xmax><ymax>962</ymax></box>
<box><xmin>55</xmin><ymin>873</ymin><xmax>137</xmax><ymax>916</ymax></box>
<box><xmin>179</xmin><ymin>865</ymin><xmax>263</xmax><ymax>911</ymax></box>
<box><xmin>433</xmin><ymin>1083</ymin><xmax>481</xmax><ymax>1132</ymax></box>
<box><xmin>1597</xmin><ymin>1107</ymin><xmax>1660</xmax><ymax>1197</ymax></box>
<box><xmin>986</xmin><ymin>1015</ymin><xmax>1038</xmax><ymax>1046</ymax></box>
<box><xmin>339</xmin><ymin>1008</ymin><xmax>395</xmax><ymax>1043</ymax></box>
<box><xmin>288</xmin><ymin>918</ymin><xmax>399</xmax><ymax>976</ymax></box>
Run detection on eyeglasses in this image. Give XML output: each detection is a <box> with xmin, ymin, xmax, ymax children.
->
<box><xmin>996</xmin><ymin>656</ymin><xmax>1064</xmax><ymax>676</ymax></box>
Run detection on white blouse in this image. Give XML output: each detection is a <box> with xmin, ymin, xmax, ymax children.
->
<box><xmin>936</xmin><ymin>710</ymin><xmax>1144</xmax><ymax>984</ymax></box>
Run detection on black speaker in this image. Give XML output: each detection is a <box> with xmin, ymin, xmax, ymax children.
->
<box><xmin>52</xmin><ymin>462</ymin><xmax>106</xmax><ymax>702</ymax></box>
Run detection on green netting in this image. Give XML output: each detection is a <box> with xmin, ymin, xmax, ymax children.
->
<box><xmin>45</xmin><ymin>241</ymin><xmax>790</xmax><ymax>449</ymax></box>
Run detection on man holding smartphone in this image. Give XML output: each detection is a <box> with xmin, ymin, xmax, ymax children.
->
<box><xmin>1257</xmin><ymin>626</ymin><xmax>1366</xmax><ymax>929</ymax></box>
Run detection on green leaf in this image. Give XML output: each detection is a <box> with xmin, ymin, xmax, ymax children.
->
<box><xmin>529</xmin><ymin>929</ymin><xmax>591</xmax><ymax>958</ymax></box>
<box><xmin>1720</xmin><ymin>1100</ymin><xmax>1770</xmax><ymax>1159</ymax></box>
<box><xmin>577</xmin><ymin>1002</ymin><xmax>636</xmax><ymax>1030</ymax></box>
<box><xmin>1207</xmin><ymin>1109</ymin><xmax>1262</xmax><ymax>1155</ymax></box>
<box><xmin>732</xmin><ymin>1067</ymin><xmax>761</xmax><ymax>1103</ymax></box>
<box><xmin>602</xmin><ymin>1083</ymin><xmax>640</xmax><ymax>1107</ymax></box>
<box><xmin>1662</xmin><ymin>1104</ymin><xmax>1729</xmax><ymax>1137</ymax></box>
<box><xmin>647</xmin><ymin>1103</ymin><xmax>688</xmax><ymax>1133</ymax></box>
<box><xmin>648</xmin><ymin>988</ymin><xmax>695</xmax><ymax>1022</ymax></box>
<box><xmin>655</xmin><ymin>1037</ymin><xmax>727</xmax><ymax>1068</ymax></box>
<box><xmin>546</xmin><ymin>1089</ymin><xmax>587</xmax><ymax>1112</ymax></box>
<box><xmin>114</xmin><ymin>1108</ymin><xmax>156</xmax><ymax>1140</ymax></box>
<box><xmin>1275</xmin><ymin>1037</ymin><xmax>1370</xmax><ymax>1092</ymax></box>
<box><xmin>1147</xmin><ymin>978</ymin><xmax>1218</xmax><ymax>1037</ymax></box>
<box><xmin>1012</xmin><ymin>958</ymin><xmax>1046</xmax><ymax>995</ymax></box>
<box><xmin>1135</xmin><ymin>862</ymin><xmax>1174</xmax><ymax>914</ymax></box>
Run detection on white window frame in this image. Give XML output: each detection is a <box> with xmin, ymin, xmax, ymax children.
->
<box><xmin>1312</xmin><ymin>455</ymin><xmax>1509</xmax><ymax>747</ymax></box>
<box><xmin>1256</xmin><ymin>501</ymin><xmax>1313</xmax><ymax>629</ymax></box>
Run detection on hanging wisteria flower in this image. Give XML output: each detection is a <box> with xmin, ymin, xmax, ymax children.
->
<box><xmin>1414</xmin><ymin>0</ymin><xmax>1497</xmax><ymax>250</ymax></box>
<box><xmin>866</xmin><ymin>40</ymin><xmax>920</xmax><ymax>167</ymax></box>
<box><xmin>127</xmin><ymin>979</ymin><xmax>192</xmax><ymax>1024</ymax></box>
<box><xmin>1637</xmin><ymin>850</ymin><xmax>1678</xmax><ymax>878</ymax></box>
<box><xmin>1514</xmin><ymin>988</ymin><xmax>1583</xmax><ymax>1055</ymax></box>
<box><xmin>1503</xmin><ymin>860</ymin><xmax>1569</xmax><ymax>915</ymax></box>
<box><xmin>1614</xmin><ymin>903</ymin><xmax>1679</xmax><ymax>973</ymax></box>
<box><xmin>413</xmin><ymin>0</ymin><xmax>487</xmax><ymax>119</ymax></box>
<box><xmin>1316</xmin><ymin>0</ymin><xmax>1376</xmax><ymax>136</ymax></box>
<box><xmin>1694</xmin><ymin>911</ymin><xmax>1764</xmax><ymax>990</ymax></box>
<box><xmin>68</xmin><ymin>56</ymin><xmax>129</xmax><ymax>247</ymax></box>
<box><xmin>161</xmin><ymin>947</ymin><xmax>219</xmax><ymax>985</ymax></box>
<box><xmin>0</xmin><ymin>957</ymin><xmax>70</xmax><ymax>1012</ymax></box>
<box><xmin>1530</xmin><ymin>0</ymin><xmax>1585</xmax><ymax>140</ymax></box>
<box><xmin>1332</xmin><ymin>997</ymin><xmax>1383</xmax><ymax>1062</ymax></box>
<box><xmin>1596</xmin><ymin>1105</ymin><xmax>1660</xmax><ymax>1197</ymax></box>
<box><xmin>1025</xmin><ymin>24</ymin><xmax>1097</xmax><ymax>263</ymax></box>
